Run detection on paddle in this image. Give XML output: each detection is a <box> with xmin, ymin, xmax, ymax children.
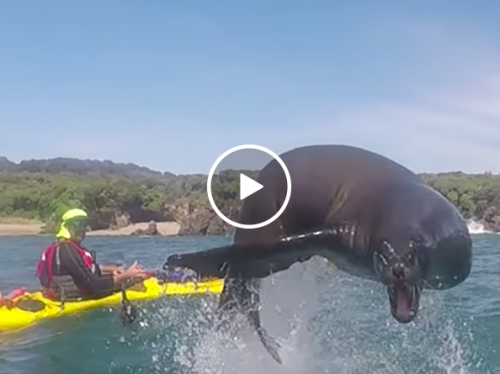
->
<box><xmin>107</xmin><ymin>256</ymin><xmax>140</xmax><ymax>327</ymax></box>
<box><xmin>119</xmin><ymin>282</ymin><xmax>137</xmax><ymax>326</ymax></box>
<box><xmin>116</xmin><ymin>266</ymin><xmax>199</xmax><ymax>326</ymax></box>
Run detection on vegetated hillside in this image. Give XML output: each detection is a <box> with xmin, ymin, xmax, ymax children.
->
<box><xmin>0</xmin><ymin>157</ymin><xmax>17</xmax><ymax>172</ymax></box>
<box><xmin>420</xmin><ymin>171</ymin><xmax>500</xmax><ymax>230</ymax></box>
<box><xmin>0</xmin><ymin>156</ymin><xmax>258</xmax><ymax>234</ymax></box>
<box><xmin>0</xmin><ymin>156</ymin><xmax>499</xmax><ymax>234</ymax></box>
<box><xmin>0</xmin><ymin>156</ymin><xmax>174</xmax><ymax>179</ymax></box>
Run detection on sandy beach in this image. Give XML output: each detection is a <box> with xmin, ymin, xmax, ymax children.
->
<box><xmin>87</xmin><ymin>222</ymin><xmax>180</xmax><ymax>236</ymax></box>
<box><xmin>0</xmin><ymin>223</ymin><xmax>44</xmax><ymax>236</ymax></box>
<box><xmin>0</xmin><ymin>221</ymin><xmax>180</xmax><ymax>237</ymax></box>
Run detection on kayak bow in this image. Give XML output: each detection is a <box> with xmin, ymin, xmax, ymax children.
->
<box><xmin>0</xmin><ymin>277</ymin><xmax>224</xmax><ymax>332</ymax></box>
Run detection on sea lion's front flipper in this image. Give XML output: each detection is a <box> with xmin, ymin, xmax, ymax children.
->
<box><xmin>165</xmin><ymin>244</ymin><xmax>234</xmax><ymax>279</ymax></box>
<box><xmin>164</xmin><ymin>229</ymin><xmax>336</xmax><ymax>280</ymax></box>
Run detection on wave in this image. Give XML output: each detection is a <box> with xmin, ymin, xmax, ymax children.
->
<box><xmin>466</xmin><ymin>219</ymin><xmax>494</xmax><ymax>235</ymax></box>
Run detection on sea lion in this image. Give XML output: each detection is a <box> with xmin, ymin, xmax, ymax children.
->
<box><xmin>165</xmin><ymin>144</ymin><xmax>473</xmax><ymax>364</ymax></box>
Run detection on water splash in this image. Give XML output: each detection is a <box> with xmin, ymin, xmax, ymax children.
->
<box><xmin>141</xmin><ymin>257</ymin><xmax>486</xmax><ymax>374</ymax></box>
<box><xmin>186</xmin><ymin>260</ymin><xmax>324</xmax><ymax>374</ymax></box>
<box><xmin>436</xmin><ymin>324</ymin><xmax>471</xmax><ymax>374</ymax></box>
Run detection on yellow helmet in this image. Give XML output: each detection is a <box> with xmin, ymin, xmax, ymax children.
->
<box><xmin>56</xmin><ymin>209</ymin><xmax>89</xmax><ymax>239</ymax></box>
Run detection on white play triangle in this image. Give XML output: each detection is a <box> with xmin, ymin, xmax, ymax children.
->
<box><xmin>240</xmin><ymin>173</ymin><xmax>263</xmax><ymax>200</ymax></box>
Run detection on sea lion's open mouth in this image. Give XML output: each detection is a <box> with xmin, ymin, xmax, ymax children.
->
<box><xmin>387</xmin><ymin>283</ymin><xmax>420</xmax><ymax>323</ymax></box>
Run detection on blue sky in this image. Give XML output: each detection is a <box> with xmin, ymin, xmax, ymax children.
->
<box><xmin>1</xmin><ymin>1</ymin><xmax>499</xmax><ymax>174</ymax></box>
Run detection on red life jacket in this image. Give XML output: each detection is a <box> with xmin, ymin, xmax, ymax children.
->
<box><xmin>36</xmin><ymin>240</ymin><xmax>94</xmax><ymax>286</ymax></box>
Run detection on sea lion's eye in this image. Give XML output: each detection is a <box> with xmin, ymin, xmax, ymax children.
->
<box><xmin>374</xmin><ymin>252</ymin><xmax>390</xmax><ymax>279</ymax></box>
<box><xmin>375</xmin><ymin>252</ymin><xmax>388</xmax><ymax>265</ymax></box>
<box><xmin>408</xmin><ymin>239</ymin><xmax>421</xmax><ymax>265</ymax></box>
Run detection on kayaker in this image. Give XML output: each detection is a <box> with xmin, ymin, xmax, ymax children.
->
<box><xmin>36</xmin><ymin>208</ymin><xmax>148</xmax><ymax>301</ymax></box>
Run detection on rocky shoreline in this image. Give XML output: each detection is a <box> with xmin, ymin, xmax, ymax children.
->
<box><xmin>1</xmin><ymin>157</ymin><xmax>500</xmax><ymax>237</ymax></box>
<box><xmin>466</xmin><ymin>218</ymin><xmax>499</xmax><ymax>234</ymax></box>
<box><xmin>1</xmin><ymin>216</ymin><xmax>498</xmax><ymax>237</ymax></box>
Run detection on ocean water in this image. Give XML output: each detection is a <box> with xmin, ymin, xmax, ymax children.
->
<box><xmin>0</xmin><ymin>234</ymin><xmax>498</xmax><ymax>374</ymax></box>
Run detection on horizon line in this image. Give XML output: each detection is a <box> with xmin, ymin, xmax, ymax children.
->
<box><xmin>1</xmin><ymin>154</ymin><xmax>498</xmax><ymax>176</ymax></box>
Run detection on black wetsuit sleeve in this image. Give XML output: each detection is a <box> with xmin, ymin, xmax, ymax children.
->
<box><xmin>58</xmin><ymin>243</ymin><xmax>115</xmax><ymax>297</ymax></box>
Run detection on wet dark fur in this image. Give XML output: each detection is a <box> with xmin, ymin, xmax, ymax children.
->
<box><xmin>166</xmin><ymin>144</ymin><xmax>473</xmax><ymax>364</ymax></box>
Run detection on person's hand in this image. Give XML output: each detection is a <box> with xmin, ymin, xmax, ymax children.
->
<box><xmin>113</xmin><ymin>262</ymin><xmax>147</xmax><ymax>283</ymax></box>
<box><xmin>124</xmin><ymin>262</ymin><xmax>148</xmax><ymax>280</ymax></box>
<box><xmin>113</xmin><ymin>266</ymin><xmax>126</xmax><ymax>276</ymax></box>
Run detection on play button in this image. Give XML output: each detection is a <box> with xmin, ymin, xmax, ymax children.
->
<box><xmin>207</xmin><ymin>144</ymin><xmax>291</xmax><ymax>229</ymax></box>
<box><xmin>240</xmin><ymin>173</ymin><xmax>263</xmax><ymax>200</ymax></box>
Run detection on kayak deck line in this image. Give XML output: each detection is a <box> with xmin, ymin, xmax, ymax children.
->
<box><xmin>0</xmin><ymin>277</ymin><xmax>224</xmax><ymax>332</ymax></box>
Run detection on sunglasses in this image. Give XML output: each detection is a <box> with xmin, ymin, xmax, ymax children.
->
<box><xmin>65</xmin><ymin>219</ymin><xmax>89</xmax><ymax>230</ymax></box>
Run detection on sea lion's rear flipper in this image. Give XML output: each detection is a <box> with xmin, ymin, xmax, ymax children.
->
<box><xmin>164</xmin><ymin>230</ymin><xmax>335</xmax><ymax>365</ymax></box>
<box><xmin>164</xmin><ymin>229</ymin><xmax>335</xmax><ymax>280</ymax></box>
<box><xmin>216</xmin><ymin>278</ymin><xmax>282</xmax><ymax>364</ymax></box>
<box><xmin>246</xmin><ymin>279</ymin><xmax>282</xmax><ymax>364</ymax></box>
<box><xmin>214</xmin><ymin>277</ymin><xmax>247</xmax><ymax>331</ymax></box>
<box><xmin>257</xmin><ymin>326</ymin><xmax>282</xmax><ymax>363</ymax></box>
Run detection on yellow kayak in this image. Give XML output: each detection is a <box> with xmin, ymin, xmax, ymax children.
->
<box><xmin>0</xmin><ymin>277</ymin><xmax>224</xmax><ymax>332</ymax></box>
